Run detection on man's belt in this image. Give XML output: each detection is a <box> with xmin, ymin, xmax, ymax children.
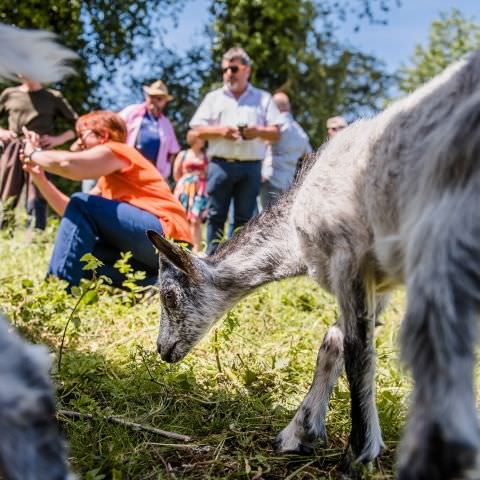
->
<box><xmin>212</xmin><ymin>156</ymin><xmax>261</xmax><ymax>163</ymax></box>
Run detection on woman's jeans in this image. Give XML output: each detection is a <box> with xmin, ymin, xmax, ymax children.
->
<box><xmin>48</xmin><ymin>193</ymin><xmax>163</xmax><ymax>289</ymax></box>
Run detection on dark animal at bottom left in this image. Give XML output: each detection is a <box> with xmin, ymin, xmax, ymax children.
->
<box><xmin>0</xmin><ymin>22</ymin><xmax>78</xmax><ymax>480</ymax></box>
<box><xmin>0</xmin><ymin>315</ymin><xmax>72</xmax><ymax>480</ymax></box>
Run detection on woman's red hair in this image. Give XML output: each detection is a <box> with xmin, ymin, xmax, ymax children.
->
<box><xmin>76</xmin><ymin>111</ymin><xmax>127</xmax><ymax>143</ymax></box>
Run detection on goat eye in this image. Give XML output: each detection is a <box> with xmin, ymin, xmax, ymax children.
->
<box><xmin>163</xmin><ymin>291</ymin><xmax>177</xmax><ymax>309</ymax></box>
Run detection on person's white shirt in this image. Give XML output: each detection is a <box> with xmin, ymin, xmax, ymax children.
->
<box><xmin>190</xmin><ymin>84</ymin><xmax>283</xmax><ymax>160</ymax></box>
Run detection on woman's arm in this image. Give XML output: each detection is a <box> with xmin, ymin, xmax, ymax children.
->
<box><xmin>172</xmin><ymin>151</ymin><xmax>185</xmax><ymax>182</ymax></box>
<box><xmin>23</xmin><ymin>164</ymin><xmax>70</xmax><ymax>216</ymax></box>
<box><xmin>0</xmin><ymin>127</ymin><xmax>17</xmax><ymax>143</ymax></box>
<box><xmin>23</xmin><ymin>137</ymin><xmax>128</xmax><ymax>180</ymax></box>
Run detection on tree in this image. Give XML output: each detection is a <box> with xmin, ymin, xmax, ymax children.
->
<box><xmin>398</xmin><ymin>9</ymin><xmax>480</xmax><ymax>93</ymax></box>
<box><xmin>0</xmin><ymin>1</ymin><xmax>186</xmax><ymax>113</ymax></box>
<box><xmin>202</xmin><ymin>0</ymin><xmax>395</xmax><ymax>147</ymax></box>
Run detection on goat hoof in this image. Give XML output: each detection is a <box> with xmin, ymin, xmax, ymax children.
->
<box><xmin>274</xmin><ymin>429</ymin><xmax>318</xmax><ymax>455</ymax></box>
<box><xmin>398</xmin><ymin>419</ymin><xmax>480</xmax><ymax>480</ymax></box>
<box><xmin>397</xmin><ymin>441</ymin><xmax>479</xmax><ymax>480</ymax></box>
<box><xmin>338</xmin><ymin>447</ymin><xmax>375</xmax><ymax>480</ymax></box>
<box><xmin>273</xmin><ymin>433</ymin><xmax>314</xmax><ymax>455</ymax></box>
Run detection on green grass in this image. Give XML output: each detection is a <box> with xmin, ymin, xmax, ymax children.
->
<box><xmin>0</xmin><ymin>226</ymin><xmax>412</xmax><ymax>479</ymax></box>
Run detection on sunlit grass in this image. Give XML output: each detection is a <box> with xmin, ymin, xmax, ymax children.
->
<box><xmin>0</xmin><ymin>226</ymin><xmax>413</xmax><ymax>479</ymax></box>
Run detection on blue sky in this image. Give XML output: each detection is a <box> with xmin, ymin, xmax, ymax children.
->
<box><xmin>163</xmin><ymin>0</ymin><xmax>479</xmax><ymax>73</ymax></box>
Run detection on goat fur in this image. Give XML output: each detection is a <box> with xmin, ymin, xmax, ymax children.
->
<box><xmin>0</xmin><ymin>316</ymin><xmax>71</xmax><ymax>480</ymax></box>
<box><xmin>149</xmin><ymin>50</ymin><xmax>480</xmax><ymax>479</ymax></box>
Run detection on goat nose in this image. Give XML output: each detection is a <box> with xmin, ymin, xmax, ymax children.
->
<box><xmin>156</xmin><ymin>342</ymin><xmax>162</xmax><ymax>355</ymax></box>
<box><xmin>160</xmin><ymin>340</ymin><xmax>178</xmax><ymax>363</ymax></box>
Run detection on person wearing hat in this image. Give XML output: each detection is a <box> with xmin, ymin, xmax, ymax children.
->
<box><xmin>119</xmin><ymin>80</ymin><xmax>180</xmax><ymax>179</ymax></box>
<box><xmin>326</xmin><ymin>115</ymin><xmax>348</xmax><ymax>138</ymax></box>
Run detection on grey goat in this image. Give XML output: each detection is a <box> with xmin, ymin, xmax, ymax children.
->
<box><xmin>0</xmin><ymin>23</ymin><xmax>76</xmax><ymax>479</ymax></box>
<box><xmin>0</xmin><ymin>315</ymin><xmax>71</xmax><ymax>479</ymax></box>
<box><xmin>148</xmin><ymin>51</ymin><xmax>480</xmax><ymax>479</ymax></box>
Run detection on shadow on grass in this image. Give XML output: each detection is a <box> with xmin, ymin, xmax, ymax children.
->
<box><xmin>1</xmin><ymin>274</ymin><xmax>402</xmax><ymax>479</ymax></box>
<box><xmin>38</xmin><ymin>343</ymin><xmax>397</xmax><ymax>480</ymax></box>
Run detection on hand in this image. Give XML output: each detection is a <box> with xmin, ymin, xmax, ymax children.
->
<box><xmin>22</xmin><ymin>160</ymin><xmax>46</xmax><ymax>181</ymax></box>
<box><xmin>69</xmin><ymin>138</ymin><xmax>83</xmax><ymax>152</ymax></box>
<box><xmin>21</xmin><ymin>127</ymin><xmax>41</xmax><ymax>159</ymax></box>
<box><xmin>0</xmin><ymin>129</ymin><xmax>17</xmax><ymax>143</ymax></box>
<box><xmin>39</xmin><ymin>134</ymin><xmax>60</xmax><ymax>149</ymax></box>
<box><xmin>221</xmin><ymin>126</ymin><xmax>241</xmax><ymax>140</ymax></box>
<box><xmin>241</xmin><ymin>125</ymin><xmax>260</xmax><ymax>140</ymax></box>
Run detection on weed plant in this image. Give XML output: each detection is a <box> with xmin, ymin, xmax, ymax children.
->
<box><xmin>0</xmin><ymin>226</ymin><xmax>415</xmax><ymax>479</ymax></box>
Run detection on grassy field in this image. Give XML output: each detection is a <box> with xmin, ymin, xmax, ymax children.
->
<box><xmin>0</xmin><ymin>225</ymin><xmax>412</xmax><ymax>479</ymax></box>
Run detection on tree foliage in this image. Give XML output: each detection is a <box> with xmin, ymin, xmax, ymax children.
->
<box><xmin>0</xmin><ymin>1</ymin><xmax>185</xmax><ymax>113</ymax></box>
<box><xmin>399</xmin><ymin>9</ymin><xmax>480</xmax><ymax>93</ymax></box>
<box><xmin>0</xmin><ymin>0</ymin><xmax>398</xmax><ymax>147</ymax></box>
<box><xmin>204</xmin><ymin>0</ymin><xmax>395</xmax><ymax>147</ymax></box>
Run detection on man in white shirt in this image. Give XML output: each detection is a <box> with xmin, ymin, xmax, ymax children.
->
<box><xmin>190</xmin><ymin>47</ymin><xmax>283</xmax><ymax>254</ymax></box>
<box><xmin>261</xmin><ymin>92</ymin><xmax>312</xmax><ymax>209</ymax></box>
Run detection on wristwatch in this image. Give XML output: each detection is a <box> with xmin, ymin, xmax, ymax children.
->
<box><xmin>27</xmin><ymin>147</ymin><xmax>43</xmax><ymax>161</ymax></box>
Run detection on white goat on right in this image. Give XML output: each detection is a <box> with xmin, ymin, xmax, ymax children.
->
<box><xmin>148</xmin><ymin>51</ymin><xmax>480</xmax><ymax>479</ymax></box>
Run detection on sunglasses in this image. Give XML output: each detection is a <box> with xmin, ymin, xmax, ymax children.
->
<box><xmin>222</xmin><ymin>65</ymin><xmax>240</xmax><ymax>74</ymax></box>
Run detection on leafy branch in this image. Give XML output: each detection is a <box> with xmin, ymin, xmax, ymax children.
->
<box><xmin>57</xmin><ymin>253</ymin><xmax>109</xmax><ymax>371</ymax></box>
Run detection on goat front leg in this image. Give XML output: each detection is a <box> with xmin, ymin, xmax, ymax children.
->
<box><xmin>341</xmin><ymin>279</ymin><xmax>384</xmax><ymax>466</ymax></box>
<box><xmin>275</xmin><ymin>323</ymin><xmax>344</xmax><ymax>453</ymax></box>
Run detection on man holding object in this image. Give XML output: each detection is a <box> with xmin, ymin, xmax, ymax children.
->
<box><xmin>190</xmin><ymin>47</ymin><xmax>283</xmax><ymax>254</ymax></box>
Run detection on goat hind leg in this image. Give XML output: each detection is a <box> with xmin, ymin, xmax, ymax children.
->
<box><xmin>275</xmin><ymin>323</ymin><xmax>344</xmax><ymax>453</ymax></box>
<box><xmin>341</xmin><ymin>280</ymin><xmax>384</xmax><ymax>465</ymax></box>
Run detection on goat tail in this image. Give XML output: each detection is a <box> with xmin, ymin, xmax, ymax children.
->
<box><xmin>0</xmin><ymin>23</ymin><xmax>77</xmax><ymax>83</ymax></box>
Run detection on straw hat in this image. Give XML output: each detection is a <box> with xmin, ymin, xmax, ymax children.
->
<box><xmin>143</xmin><ymin>80</ymin><xmax>173</xmax><ymax>100</ymax></box>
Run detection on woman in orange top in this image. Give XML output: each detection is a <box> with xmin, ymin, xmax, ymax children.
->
<box><xmin>22</xmin><ymin>110</ymin><xmax>192</xmax><ymax>290</ymax></box>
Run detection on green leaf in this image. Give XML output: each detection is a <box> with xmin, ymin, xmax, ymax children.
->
<box><xmin>81</xmin><ymin>253</ymin><xmax>104</xmax><ymax>272</ymax></box>
<box><xmin>21</xmin><ymin>279</ymin><xmax>34</xmax><ymax>288</ymax></box>
<box><xmin>82</xmin><ymin>290</ymin><xmax>99</xmax><ymax>306</ymax></box>
<box><xmin>111</xmin><ymin>469</ymin><xmax>123</xmax><ymax>480</ymax></box>
<box><xmin>244</xmin><ymin>369</ymin><xmax>257</xmax><ymax>386</ymax></box>
<box><xmin>71</xmin><ymin>286</ymin><xmax>82</xmax><ymax>298</ymax></box>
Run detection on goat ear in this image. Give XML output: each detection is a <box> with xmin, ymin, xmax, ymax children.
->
<box><xmin>146</xmin><ymin>230</ymin><xmax>197</xmax><ymax>276</ymax></box>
